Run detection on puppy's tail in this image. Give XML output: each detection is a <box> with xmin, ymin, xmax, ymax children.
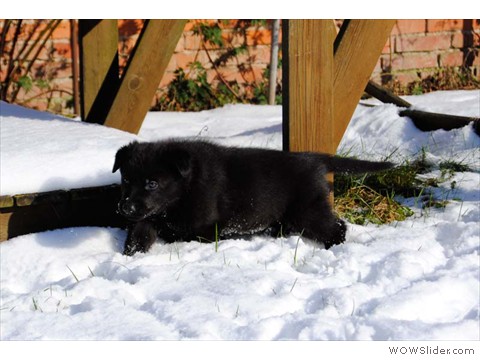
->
<box><xmin>319</xmin><ymin>154</ymin><xmax>395</xmax><ymax>174</ymax></box>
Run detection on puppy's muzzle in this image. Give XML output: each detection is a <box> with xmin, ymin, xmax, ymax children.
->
<box><xmin>117</xmin><ymin>198</ymin><xmax>138</xmax><ymax>218</ymax></box>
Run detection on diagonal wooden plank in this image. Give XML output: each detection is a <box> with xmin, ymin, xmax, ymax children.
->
<box><xmin>333</xmin><ymin>20</ymin><xmax>395</xmax><ymax>148</ymax></box>
<box><xmin>79</xmin><ymin>19</ymin><xmax>119</xmax><ymax>124</ymax></box>
<box><xmin>104</xmin><ymin>20</ymin><xmax>187</xmax><ymax>134</ymax></box>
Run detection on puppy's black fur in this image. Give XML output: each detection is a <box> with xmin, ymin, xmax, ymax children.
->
<box><xmin>113</xmin><ymin>139</ymin><xmax>393</xmax><ymax>255</ymax></box>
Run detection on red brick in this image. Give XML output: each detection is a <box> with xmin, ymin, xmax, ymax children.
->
<box><xmin>451</xmin><ymin>32</ymin><xmax>464</xmax><ymax>48</ymax></box>
<box><xmin>20</xmin><ymin>20</ymin><xmax>68</xmax><ymax>41</ymax></box>
<box><xmin>118</xmin><ymin>36</ymin><xmax>138</xmax><ymax>57</ymax></box>
<box><xmin>51</xmin><ymin>20</ymin><xmax>71</xmax><ymax>40</ymax></box>
<box><xmin>173</xmin><ymin>36</ymin><xmax>184</xmax><ymax>53</ymax></box>
<box><xmin>440</xmin><ymin>51</ymin><xmax>465</xmax><ymax>67</ymax></box>
<box><xmin>192</xmin><ymin>52</ymin><xmax>271</xmax><ymax>86</ymax></box>
<box><xmin>382</xmin><ymin>36</ymin><xmax>393</xmax><ymax>54</ymax></box>
<box><xmin>22</xmin><ymin>98</ymin><xmax>48</xmax><ymax>111</ymax></box>
<box><xmin>51</xmin><ymin>77</ymin><xmax>74</xmax><ymax>91</ymax></box>
<box><xmin>118</xmin><ymin>20</ymin><xmax>143</xmax><ymax>37</ymax></box>
<box><xmin>391</xmin><ymin>20</ymin><xmax>427</xmax><ymax>35</ymax></box>
<box><xmin>220</xmin><ymin>45</ymin><xmax>271</xmax><ymax>68</ymax></box>
<box><xmin>159</xmin><ymin>71</ymin><xmax>176</xmax><ymax>89</ymax></box>
<box><xmin>183</xmin><ymin>32</ymin><xmax>202</xmax><ymax>51</ymax></box>
<box><xmin>118</xmin><ymin>55</ymin><xmax>128</xmax><ymax>71</ymax></box>
<box><xmin>385</xmin><ymin>52</ymin><xmax>438</xmax><ymax>70</ymax></box>
<box><xmin>206</xmin><ymin>69</ymin><xmax>217</xmax><ymax>84</ymax></box>
<box><xmin>217</xmin><ymin>66</ymin><xmax>241</xmax><ymax>83</ymax></box>
<box><xmin>184</xmin><ymin>19</ymin><xmax>217</xmax><ymax>32</ymax></box>
<box><xmin>372</xmin><ymin>55</ymin><xmax>388</xmax><ymax>73</ymax></box>
<box><xmin>0</xmin><ymin>20</ymin><xmax>16</xmax><ymax>42</ymax></box>
<box><xmin>1</xmin><ymin>20</ymin><xmax>48</xmax><ymax>42</ymax></box>
<box><xmin>245</xmin><ymin>28</ymin><xmax>271</xmax><ymax>46</ymax></box>
<box><xmin>248</xmin><ymin>45</ymin><xmax>272</xmax><ymax>65</ymax></box>
<box><xmin>52</xmin><ymin>66</ymin><xmax>73</xmax><ymax>81</ymax></box>
<box><xmin>427</xmin><ymin>19</ymin><xmax>463</xmax><ymax>32</ymax></box>
<box><xmin>393</xmin><ymin>71</ymin><xmax>421</xmax><ymax>84</ymax></box>
<box><xmin>452</xmin><ymin>30</ymin><xmax>480</xmax><ymax>48</ymax></box>
<box><xmin>183</xmin><ymin>21</ymin><xmax>196</xmax><ymax>32</ymax></box>
<box><xmin>53</xmin><ymin>41</ymin><xmax>72</xmax><ymax>58</ymax></box>
<box><xmin>32</xmin><ymin>44</ymin><xmax>53</xmax><ymax>61</ymax></box>
<box><xmin>394</xmin><ymin>33</ymin><xmax>452</xmax><ymax>53</ymax></box>
<box><xmin>0</xmin><ymin>67</ymin><xmax>7</xmax><ymax>82</ymax></box>
<box><xmin>164</xmin><ymin>55</ymin><xmax>177</xmax><ymax>73</ymax></box>
<box><xmin>221</xmin><ymin>29</ymin><xmax>242</xmax><ymax>47</ymax></box>
<box><xmin>243</xmin><ymin>64</ymin><xmax>267</xmax><ymax>83</ymax></box>
<box><xmin>174</xmin><ymin>51</ymin><xmax>198</xmax><ymax>69</ymax></box>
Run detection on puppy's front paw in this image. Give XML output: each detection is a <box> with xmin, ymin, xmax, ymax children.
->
<box><xmin>123</xmin><ymin>221</ymin><xmax>157</xmax><ymax>255</ymax></box>
<box><xmin>123</xmin><ymin>241</ymin><xmax>148</xmax><ymax>256</ymax></box>
<box><xmin>123</xmin><ymin>242</ymin><xmax>138</xmax><ymax>256</ymax></box>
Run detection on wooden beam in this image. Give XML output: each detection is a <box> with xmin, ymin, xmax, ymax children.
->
<box><xmin>79</xmin><ymin>19</ymin><xmax>119</xmax><ymax>124</ymax></box>
<box><xmin>103</xmin><ymin>20</ymin><xmax>186</xmax><ymax>134</ymax></box>
<box><xmin>365</xmin><ymin>80</ymin><xmax>412</xmax><ymax>108</ymax></box>
<box><xmin>283</xmin><ymin>20</ymin><xmax>335</xmax><ymax>154</ymax></box>
<box><xmin>0</xmin><ymin>185</ymin><xmax>122</xmax><ymax>241</ymax></box>
<box><xmin>399</xmin><ymin>109</ymin><xmax>480</xmax><ymax>134</ymax></box>
<box><xmin>333</xmin><ymin>20</ymin><xmax>395</xmax><ymax>147</ymax></box>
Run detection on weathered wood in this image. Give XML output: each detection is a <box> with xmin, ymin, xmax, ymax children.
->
<box><xmin>400</xmin><ymin>109</ymin><xmax>480</xmax><ymax>134</ymax></box>
<box><xmin>0</xmin><ymin>211</ymin><xmax>13</xmax><ymax>241</ymax></box>
<box><xmin>268</xmin><ymin>19</ymin><xmax>280</xmax><ymax>105</ymax></box>
<box><xmin>0</xmin><ymin>195</ymin><xmax>14</xmax><ymax>208</ymax></box>
<box><xmin>283</xmin><ymin>19</ymin><xmax>335</xmax><ymax>154</ymax></box>
<box><xmin>79</xmin><ymin>19</ymin><xmax>119</xmax><ymax>124</ymax></box>
<box><xmin>333</xmin><ymin>20</ymin><xmax>395</xmax><ymax>148</ymax></box>
<box><xmin>70</xmin><ymin>19</ymin><xmax>81</xmax><ymax>115</ymax></box>
<box><xmin>365</xmin><ymin>80</ymin><xmax>480</xmax><ymax>135</ymax></box>
<box><xmin>14</xmin><ymin>190</ymin><xmax>68</xmax><ymax>207</ymax></box>
<box><xmin>365</xmin><ymin>80</ymin><xmax>412</xmax><ymax>108</ymax></box>
<box><xmin>103</xmin><ymin>20</ymin><xmax>187</xmax><ymax>134</ymax></box>
<box><xmin>0</xmin><ymin>185</ymin><xmax>122</xmax><ymax>241</ymax></box>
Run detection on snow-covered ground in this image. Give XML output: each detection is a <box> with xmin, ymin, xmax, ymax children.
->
<box><xmin>0</xmin><ymin>90</ymin><xmax>479</xmax><ymax>341</ymax></box>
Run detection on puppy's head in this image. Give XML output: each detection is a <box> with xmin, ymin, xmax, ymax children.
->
<box><xmin>113</xmin><ymin>141</ymin><xmax>192</xmax><ymax>221</ymax></box>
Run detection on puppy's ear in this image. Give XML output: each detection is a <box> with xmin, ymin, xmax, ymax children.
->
<box><xmin>171</xmin><ymin>150</ymin><xmax>192</xmax><ymax>178</ymax></box>
<box><xmin>112</xmin><ymin>143</ymin><xmax>134</xmax><ymax>173</ymax></box>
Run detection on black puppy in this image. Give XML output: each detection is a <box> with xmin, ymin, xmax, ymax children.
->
<box><xmin>113</xmin><ymin>139</ymin><xmax>393</xmax><ymax>255</ymax></box>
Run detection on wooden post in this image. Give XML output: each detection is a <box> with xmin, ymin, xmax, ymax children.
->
<box><xmin>103</xmin><ymin>20</ymin><xmax>186</xmax><ymax>134</ymax></box>
<box><xmin>79</xmin><ymin>20</ymin><xmax>119</xmax><ymax>124</ymax></box>
<box><xmin>70</xmin><ymin>20</ymin><xmax>81</xmax><ymax>115</ymax></box>
<box><xmin>268</xmin><ymin>19</ymin><xmax>280</xmax><ymax>105</ymax></box>
<box><xmin>333</xmin><ymin>20</ymin><xmax>395</xmax><ymax>147</ymax></box>
<box><xmin>283</xmin><ymin>20</ymin><xmax>335</xmax><ymax>154</ymax></box>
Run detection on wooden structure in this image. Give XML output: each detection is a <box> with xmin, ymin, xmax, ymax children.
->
<box><xmin>80</xmin><ymin>19</ymin><xmax>187</xmax><ymax>133</ymax></box>
<box><xmin>1</xmin><ymin>19</ymin><xmax>395</xmax><ymax>241</ymax></box>
<box><xmin>282</xmin><ymin>20</ymin><xmax>394</xmax><ymax>194</ymax></box>
<box><xmin>79</xmin><ymin>19</ymin><xmax>395</xmax><ymax>147</ymax></box>
<box><xmin>283</xmin><ymin>19</ymin><xmax>395</xmax><ymax>153</ymax></box>
<box><xmin>0</xmin><ymin>186</ymin><xmax>122</xmax><ymax>240</ymax></box>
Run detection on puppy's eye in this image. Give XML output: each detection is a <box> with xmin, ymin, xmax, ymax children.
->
<box><xmin>123</xmin><ymin>178</ymin><xmax>130</xmax><ymax>184</ymax></box>
<box><xmin>145</xmin><ymin>180</ymin><xmax>158</xmax><ymax>191</ymax></box>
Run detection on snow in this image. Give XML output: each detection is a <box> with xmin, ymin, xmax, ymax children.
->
<box><xmin>0</xmin><ymin>101</ymin><xmax>138</xmax><ymax>195</ymax></box>
<box><xmin>0</xmin><ymin>90</ymin><xmax>479</xmax><ymax>341</ymax></box>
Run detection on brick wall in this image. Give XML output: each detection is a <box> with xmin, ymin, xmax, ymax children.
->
<box><xmin>118</xmin><ymin>20</ymin><xmax>277</xmax><ymax>94</ymax></box>
<box><xmin>1</xmin><ymin>19</ymin><xmax>478</xmax><ymax>115</ymax></box>
<box><xmin>0</xmin><ymin>20</ymin><xmax>75</xmax><ymax>113</ymax></box>
<box><xmin>373</xmin><ymin>19</ymin><xmax>479</xmax><ymax>84</ymax></box>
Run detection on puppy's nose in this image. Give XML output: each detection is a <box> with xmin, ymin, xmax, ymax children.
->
<box><xmin>119</xmin><ymin>201</ymin><xmax>137</xmax><ymax>216</ymax></box>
